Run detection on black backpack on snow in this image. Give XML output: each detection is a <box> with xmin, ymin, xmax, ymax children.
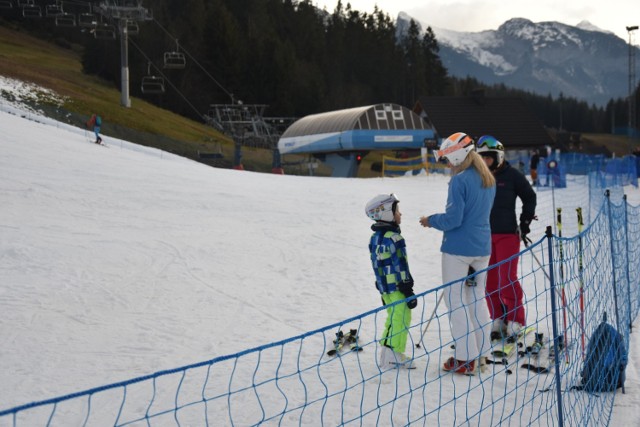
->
<box><xmin>576</xmin><ymin>312</ymin><xmax>627</xmax><ymax>393</ymax></box>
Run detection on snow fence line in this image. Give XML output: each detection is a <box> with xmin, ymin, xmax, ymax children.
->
<box><xmin>0</xmin><ymin>175</ymin><xmax>638</xmax><ymax>427</ymax></box>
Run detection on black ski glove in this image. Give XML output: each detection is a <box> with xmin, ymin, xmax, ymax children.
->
<box><xmin>398</xmin><ymin>280</ymin><xmax>417</xmax><ymax>309</ymax></box>
<box><xmin>519</xmin><ymin>220</ymin><xmax>531</xmax><ymax>236</ymax></box>
<box><xmin>519</xmin><ymin>214</ymin><xmax>535</xmax><ymax>237</ymax></box>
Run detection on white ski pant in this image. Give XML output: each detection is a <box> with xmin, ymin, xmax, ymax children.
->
<box><xmin>442</xmin><ymin>252</ymin><xmax>492</xmax><ymax>361</ymax></box>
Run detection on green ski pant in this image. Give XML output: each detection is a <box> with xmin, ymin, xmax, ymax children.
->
<box><xmin>381</xmin><ymin>290</ymin><xmax>412</xmax><ymax>353</ymax></box>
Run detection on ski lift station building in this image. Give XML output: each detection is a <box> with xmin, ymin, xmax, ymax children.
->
<box><xmin>277</xmin><ymin>103</ymin><xmax>436</xmax><ymax>177</ymax></box>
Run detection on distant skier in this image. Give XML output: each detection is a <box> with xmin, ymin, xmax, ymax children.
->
<box><xmin>86</xmin><ymin>113</ymin><xmax>102</xmax><ymax>144</ymax></box>
<box><xmin>366</xmin><ymin>193</ymin><xmax>417</xmax><ymax>370</ymax></box>
<box><xmin>529</xmin><ymin>149</ymin><xmax>540</xmax><ymax>185</ymax></box>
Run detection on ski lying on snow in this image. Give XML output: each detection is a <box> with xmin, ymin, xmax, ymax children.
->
<box><xmin>521</xmin><ymin>334</ymin><xmax>567</xmax><ymax>374</ymax></box>
<box><xmin>326</xmin><ymin>328</ymin><xmax>362</xmax><ymax>356</ymax></box>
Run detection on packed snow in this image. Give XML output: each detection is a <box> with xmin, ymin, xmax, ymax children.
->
<box><xmin>0</xmin><ymin>76</ymin><xmax>639</xmax><ymax>425</ymax></box>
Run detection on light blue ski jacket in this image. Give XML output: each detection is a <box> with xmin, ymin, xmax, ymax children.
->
<box><xmin>428</xmin><ymin>167</ymin><xmax>495</xmax><ymax>257</ymax></box>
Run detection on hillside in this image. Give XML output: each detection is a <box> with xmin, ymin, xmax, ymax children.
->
<box><xmin>2</xmin><ymin>21</ymin><xmax>635</xmax><ymax>178</ymax></box>
<box><xmin>0</xmin><ymin>23</ymin><xmax>301</xmax><ymax>174</ymax></box>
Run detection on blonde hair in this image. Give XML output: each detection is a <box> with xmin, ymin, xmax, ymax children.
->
<box><xmin>451</xmin><ymin>151</ymin><xmax>495</xmax><ymax>188</ymax></box>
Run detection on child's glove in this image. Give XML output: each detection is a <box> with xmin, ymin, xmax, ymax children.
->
<box><xmin>406</xmin><ymin>294</ymin><xmax>417</xmax><ymax>310</ymax></box>
<box><xmin>398</xmin><ymin>280</ymin><xmax>417</xmax><ymax>309</ymax></box>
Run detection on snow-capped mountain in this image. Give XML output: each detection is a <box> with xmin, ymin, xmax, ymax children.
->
<box><xmin>398</xmin><ymin>13</ymin><xmax>638</xmax><ymax>106</ymax></box>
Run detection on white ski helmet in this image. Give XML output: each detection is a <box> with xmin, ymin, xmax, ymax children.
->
<box><xmin>476</xmin><ymin>135</ymin><xmax>505</xmax><ymax>169</ymax></box>
<box><xmin>434</xmin><ymin>132</ymin><xmax>475</xmax><ymax>166</ymax></box>
<box><xmin>365</xmin><ymin>193</ymin><xmax>400</xmax><ymax>222</ymax></box>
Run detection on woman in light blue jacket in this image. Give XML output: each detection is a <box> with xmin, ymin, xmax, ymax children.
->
<box><xmin>419</xmin><ymin>132</ymin><xmax>496</xmax><ymax>375</ymax></box>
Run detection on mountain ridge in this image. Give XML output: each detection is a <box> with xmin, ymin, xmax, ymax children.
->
<box><xmin>398</xmin><ymin>13</ymin><xmax>640</xmax><ymax>106</ymax></box>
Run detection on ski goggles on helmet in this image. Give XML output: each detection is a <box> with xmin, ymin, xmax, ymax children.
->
<box><xmin>477</xmin><ymin>136</ymin><xmax>502</xmax><ymax>150</ymax></box>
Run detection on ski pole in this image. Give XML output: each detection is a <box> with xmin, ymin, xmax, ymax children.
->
<box><xmin>416</xmin><ymin>291</ymin><xmax>444</xmax><ymax>348</ymax></box>
<box><xmin>523</xmin><ymin>234</ymin><xmax>581</xmax><ymax>329</ymax></box>
<box><xmin>556</xmin><ymin>208</ymin><xmax>570</xmax><ymax>364</ymax></box>
<box><xmin>576</xmin><ymin>207</ymin><xmax>585</xmax><ymax>360</ymax></box>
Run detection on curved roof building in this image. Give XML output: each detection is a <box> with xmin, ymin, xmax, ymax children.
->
<box><xmin>278</xmin><ymin>103</ymin><xmax>435</xmax><ymax>155</ymax></box>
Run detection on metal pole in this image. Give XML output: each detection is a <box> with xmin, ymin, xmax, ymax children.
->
<box><xmin>119</xmin><ymin>20</ymin><xmax>131</xmax><ymax>108</ymax></box>
<box><xmin>605</xmin><ymin>190</ymin><xmax>622</xmax><ymax>333</ymax></box>
<box><xmin>416</xmin><ymin>291</ymin><xmax>445</xmax><ymax>348</ymax></box>
<box><xmin>627</xmin><ymin>26</ymin><xmax>638</xmax><ymax>151</ymax></box>
<box><xmin>623</xmin><ymin>195</ymin><xmax>633</xmax><ymax>332</ymax></box>
<box><xmin>545</xmin><ymin>225</ymin><xmax>565</xmax><ymax>427</ymax></box>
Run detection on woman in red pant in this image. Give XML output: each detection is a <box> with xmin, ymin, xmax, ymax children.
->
<box><xmin>477</xmin><ymin>136</ymin><xmax>537</xmax><ymax>339</ymax></box>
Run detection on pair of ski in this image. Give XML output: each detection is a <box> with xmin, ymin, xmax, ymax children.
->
<box><xmin>485</xmin><ymin>326</ymin><xmax>536</xmax><ymax>374</ymax></box>
<box><xmin>521</xmin><ymin>334</ymin><xmax>567</xmax><ymax>374</ymax></box>
<box><xmin>90</xmin><ymin>139</ymin><xmax>108</xmax><ymax>147</ymax></box>
<box><xmin>326</xmin><ymin>328</ymin><xmax>363</xmax><ymax>356</ymax></box>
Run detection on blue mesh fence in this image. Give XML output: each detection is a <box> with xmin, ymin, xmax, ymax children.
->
<box><xmin>1</xmin><ymin>179</ymin><xmax>638</xmax><ymax>426</ymax></box>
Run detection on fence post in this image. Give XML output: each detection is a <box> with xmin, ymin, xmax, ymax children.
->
<box><xmin>545</xmin><ymin>225</ymin><xmax>564</xmax><ymax>427</ymax></box>
<box><xmin>623</xmin><ymin>194</ymin><xmax>632</xmax><ymax>333</ymax></box>
<box><xmin>605</xmin><ymin>189</ymin><xmax>622</xmax><ymax>333</ymax></box>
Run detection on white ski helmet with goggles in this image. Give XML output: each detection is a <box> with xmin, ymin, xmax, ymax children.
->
<box><xmin>476</xmin><ymin>135</ymin><xmax>504</xmax><ymax>169</ymax></box>
<box><xmin>434</xmin><ymin>132</ymin><xmax>475</xmax><ymax>166</ymax></box>
<box><xmin>365</xmin><ymin>193</ymin><xmax>400</xmax><ymax>222</ymax></box>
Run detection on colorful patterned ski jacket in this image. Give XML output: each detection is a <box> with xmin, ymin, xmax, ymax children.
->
<box><xmin>369</xmin><ymin>222</ymin><xmax>412</xmax><ymax>294</ymax></box>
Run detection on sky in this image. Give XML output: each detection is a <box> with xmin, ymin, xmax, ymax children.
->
<box><xmin>0</xmin><ymin>75</ymin><xmax>639</xmax><ymax>425</ymax></box>
<box><xmin>313</xmin><ymin>0</ymin><xmax>640</xmax><ymax>42</ymax></box>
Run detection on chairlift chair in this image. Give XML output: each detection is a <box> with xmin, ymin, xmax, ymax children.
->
<box><xmin>0</xmin><ymin>1</ymin><xmax>13</xmax><ymax>9</ymax></box>
<box><xmin>125</xmin><ymin>20</ymin><xmax>139</xmax><ymax>35</ymax></box>
<box><xmin>45</xmin><ymin>2</ymin><xmax>63</xmax><ymax>17</ymax></box>
<box><xmin>22</xmin><ymin>5</ymin><xmax>41</xmax><ymax>18</ymax></box>
<box><xmin>141</xmin><ymin>63</ymin><xmax>165</xmax><ymax>94</ymax></box>
<box><xmin>163</xmin><ymin>40</ymin><xmax>186</xmax><ymax>69</ymax></box>
<box><xmin>78</xmin><ymin>13</ymin><xmax>97</xmax><ymax>28</ymax></box>
<box><xmin>17</xmin><ymin>0</ymin><xmax>33</xmax><ymax>6</ymax></box>
<box><xmin>141</xmin><ymin>76</ymin><xmax>165</xmax><ymax>94</ymax></box>
<box><xmin>163</xmin><ymin>52</ymin><xmax>186</xmax><ymax>69</ymax></box>
<box><xmin>55</xmin><ymin>12</ymin><xmax>75</xmax><ymax>27</ymax></box>
<box><xmin>93</xmin><ymin>23</ymin><xmax>116</xmax><ymax>40</ymax></box>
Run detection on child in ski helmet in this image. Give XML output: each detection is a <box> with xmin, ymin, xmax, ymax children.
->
<box><xmin>419</xmin><ymin>132</ymin><xmax>496</xmax><ymax>375</ymax></box>
<box><xmin>366</xmin><ymin>193</ymin><xmax>416</xmax><ymax>370</ymax></box>
<box><xmin>477</xmin><ymin>135</ymin><xmax>537</xmax><ymax>340</ymax></box>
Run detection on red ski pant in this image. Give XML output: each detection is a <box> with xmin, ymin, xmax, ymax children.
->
<box><xmin>485</xmin><ymin>233</ymin><xmax>526</xmax><ymax>325</ymax></box>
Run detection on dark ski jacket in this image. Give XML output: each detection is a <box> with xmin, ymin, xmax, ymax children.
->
<box><xmin>490</xmin><ymin>162</ymin><xmax>537</xmax><ymax>234</ymax></box>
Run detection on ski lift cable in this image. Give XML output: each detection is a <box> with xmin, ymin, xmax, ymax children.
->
<box><xmin>150</xmin><ymin>17</ymin><xmax>234</xmax><ymax>102</ymax></box>
<box><xmin>128</xmin><ymin>38</ymin><xmax>206</xmax><ymax>121</ymax></box>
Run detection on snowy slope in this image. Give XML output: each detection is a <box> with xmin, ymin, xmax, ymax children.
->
<box><xmin>0</xmin><ymin>77</ymin><xmax>639</xmax><ymax>425</ymax></box>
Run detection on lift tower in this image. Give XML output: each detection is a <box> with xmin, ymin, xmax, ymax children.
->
<box><xmin>97</xmin><ymin>1</ymin><xmax>152</xmax><ymax>108</ymax></box>
<box><xmin>627</xmin><ymin>25</ymin><xmax>638</xmax><ymax>143</ymax></box>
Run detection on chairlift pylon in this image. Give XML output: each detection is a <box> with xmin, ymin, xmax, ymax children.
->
<box><xmin>163</xmin><ymin>40</ymin><xmax>186</xmax><ymax>69</ymax></box>
<box><xmin>141</xmin><ymin>62</ymin><xmax>165</xmax><ymax>94</ymax></box>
